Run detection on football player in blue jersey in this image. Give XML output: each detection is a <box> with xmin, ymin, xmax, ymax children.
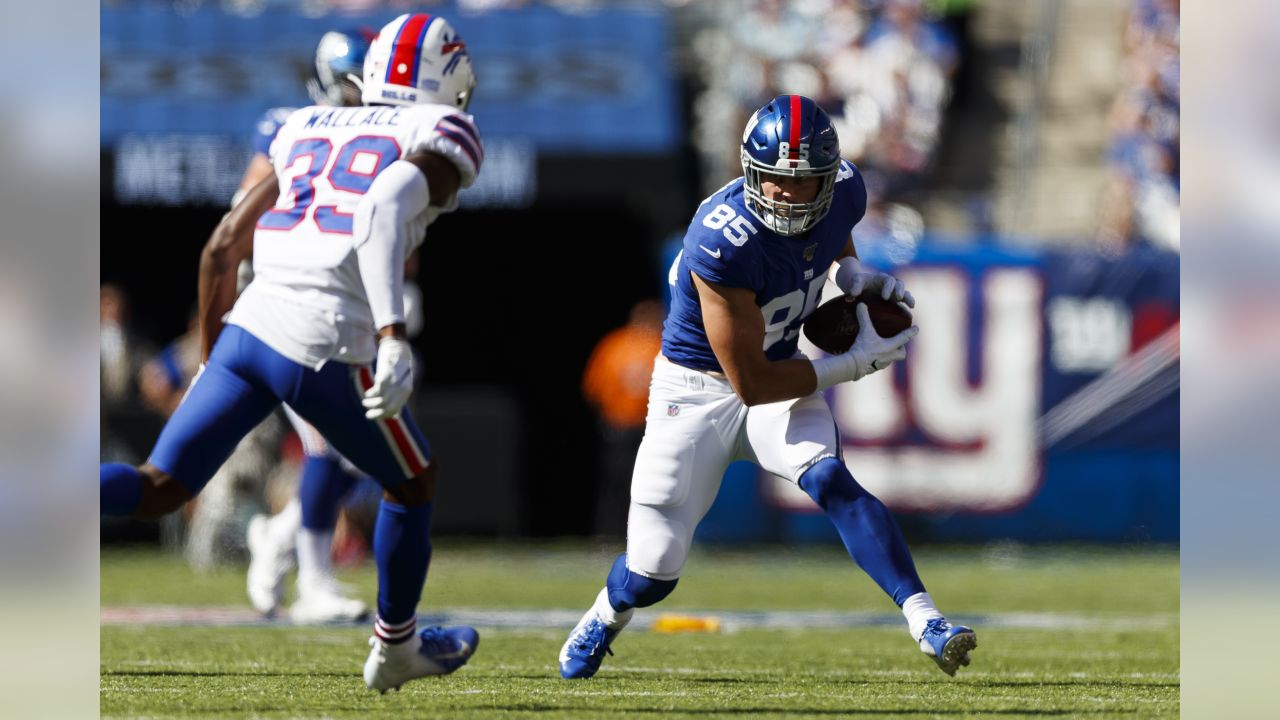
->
<box><xmin>232</xmin><ymin>28</ymin><xmax>380</xmax><ymax>625</ymax></box>
<box><xmin>560</xmin><ymin>95</ymin><xmax>977</xmax><ymax>680</ymax></box>
<box><xmin>234</xmin><ymin>28</ymin><xmax>374</xmax><ymax>205</ymax></box>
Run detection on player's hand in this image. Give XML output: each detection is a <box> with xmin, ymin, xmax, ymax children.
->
<box><xmin>847</xmin><ymin>303</ymin><xmax>918</xmax><ymax>380</ymax></box>
<box><xmin>838</xmin><ymin>258</ymin><xmax>916</xmax><ymax>308</ymax></box>
<box><xmin>363</xmin><ymin>336</ymin><xmax>414</xmax><ymax>421</ymax></box>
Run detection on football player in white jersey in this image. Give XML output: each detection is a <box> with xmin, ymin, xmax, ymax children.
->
<box><xmin>101</xmin><ymin>13</ymin><xmax>485</xmax><ymax>692</ymax></box>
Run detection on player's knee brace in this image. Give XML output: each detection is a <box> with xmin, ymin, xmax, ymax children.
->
<box><xmin>606</xmin><ymin>553</ymin><xmax>678</xmax><ymax>611</ymax></box>
<box><xmin>798</xmin><ymin>457</ymin><xmax>868</xmax><ymax>508</ymax></box>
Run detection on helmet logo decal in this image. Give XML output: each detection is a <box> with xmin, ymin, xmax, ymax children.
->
<box><xmin>441</xmin><ymin>36</ymin><xmax>469</xmax><ymax>76</ymax></box>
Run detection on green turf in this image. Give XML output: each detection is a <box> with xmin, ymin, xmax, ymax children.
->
<box><xmin>101</xmin><ymin>543</ymin><xmax>1179</xmax><ymax>718</ymax></box>
<box><xmin>101</xmin><ymin>540</ymin><xmax>1178</xmax><ymax>614</ymax></box>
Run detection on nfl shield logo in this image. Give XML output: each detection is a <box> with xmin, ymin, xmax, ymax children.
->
<box><xmin>667</xmin><ymin>404</ymin><xmax>680</xmax><ymax>417</ymax></box>
<box><xmin>804</xmin><ymin>243</ymin><xmax>818</xmax><ymax>262</ymax></box>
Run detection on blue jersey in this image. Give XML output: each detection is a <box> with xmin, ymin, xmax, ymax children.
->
<box><xmin>251</xmin><ymin>106</ymin><xmax>297</xmax><ymax>157</ymax></box>
<box><xmin>663</xmin><ymin>160</ymin><xmax>868</xmax><ymax>372</ymax></box>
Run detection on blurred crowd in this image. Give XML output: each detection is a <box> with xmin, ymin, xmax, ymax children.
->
<box><xmin>101</xmin><ymin>0</ymin><xmax>668</xmax><ymax>16</ymax></box>
<box><xmin>1099</xmin><ymin>0</ymin><xmax>1179</xmax><ymax>252</ymax></box>
<box><xmin>685</xmin><ymin>0</ymin><xmax>967</xmax><ymax>263</ymax></box>
<box><xmin>690</xmin><ymin>0</ymin><xmax>963</xmax><ymax>201</ymax></box>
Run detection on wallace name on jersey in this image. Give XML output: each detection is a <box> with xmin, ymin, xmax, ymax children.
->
<box><xmin>227</xmin><ymin>102</ymin><xmax>483</xmax><ymax>370</ymax></box>
<box><xmin>301</xmin><ymin>106</ymin><xmax>405</xmax><ymax>130</ymax></box>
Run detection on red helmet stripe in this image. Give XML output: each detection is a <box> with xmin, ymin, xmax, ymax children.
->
<box><xmin>788</xmin><ymin>94</ymin><xmax>801</xmax><ymax>161</ymax></box>
<box><xmin>386</xmin><ymin>14</ymin><xmax>432</xmax><ymax>86</ymax></box>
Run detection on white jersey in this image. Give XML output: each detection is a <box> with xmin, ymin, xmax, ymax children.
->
<box><xmin>227</xmin><ymin>103</ymin><xmax>483</xmax><ymax>369</ymax></box>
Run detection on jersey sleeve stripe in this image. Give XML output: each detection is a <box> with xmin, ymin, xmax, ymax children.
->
<box><xmin>438</xmin><ymin>116</ymin><xmax>483</xmax><ymax>162</ymax></box>
<box><xmin>434</xmin><ymin>125</ymin><xmax>481</xmax><ymax>170</ymax></box>
<box><xmin>442</xmin><ymin>113</ymin><xmax>480</xmax><ymax>145</ymax></box>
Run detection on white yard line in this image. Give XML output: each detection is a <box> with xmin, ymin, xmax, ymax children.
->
<box><xmin>101</xmin><ymin>606</ymin><xmax>1177</xmax><ymax>631</ymax></box>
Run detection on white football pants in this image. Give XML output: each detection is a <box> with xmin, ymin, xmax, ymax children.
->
<box><xmin>625</xmin><ymin>356</ymin><xmax>841</xmax><ymax>580</ymax></box>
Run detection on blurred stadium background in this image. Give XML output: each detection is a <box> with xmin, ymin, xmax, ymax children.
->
<box><xmin>99</xmin><ymin>0</ymin><xmax>1179</xmax><ymax>716</ymax></box>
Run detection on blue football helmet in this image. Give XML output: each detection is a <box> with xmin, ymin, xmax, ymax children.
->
<box><xmin>307</xmin><ymin>28</ymin><xmax>375</xmax><ymax>107</ymax></box>
<box><xmin>741</xmin><ymin>95</ymin><xmax>841</xmax><ymax>236</ymax></box>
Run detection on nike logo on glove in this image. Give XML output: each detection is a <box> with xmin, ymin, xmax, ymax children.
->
<box><xmin>699</xmin><ymin>245</ymin><xmax>722</xmax><ymax>259</ymax></box>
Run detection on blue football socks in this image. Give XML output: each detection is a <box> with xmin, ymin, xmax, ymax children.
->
<box><xmin>799</xmin><ymin>457</ymin><xmax>925</xmax><ymax>606</ymax></box>
<box><xmin>372</xmin><ymin>500</ymin><xmax>432</xmax><ymax>638</ymax></box>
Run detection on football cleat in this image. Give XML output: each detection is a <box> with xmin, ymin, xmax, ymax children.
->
<box><xmin>245</xmin><ymin>514</ymin><xmax>294</xmax><ymax>616</ymax></box>
<box><xmin>364</xmin><ymin>625</ymin><xmax>479</xmax><ymax>692</ymax></box>
<box><xmin>559</xmin><ymin>615</ymin><xmax>619</xmax><ymax>680</ymax></box>
<box><xmin>289</xmin><ymin>575</ymin><xmax>369</xmax><ymax>624</ymax></box>
<box><xmin>918</xmin><ymin>618</ymin><xmax>977</xmax><ymax>676</ymax></box>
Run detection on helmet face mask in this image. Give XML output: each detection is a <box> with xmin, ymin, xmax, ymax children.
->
<box><xmin>741</xmin><ymin>160</ymin><xmax>838</xmax><ymax>236</ymax></box>
<box><xmin>740</xmin><ymin>95</ymin><xmax>841</xmax><ymax>236</ymax></box>
<box><xmin>307</xmin><ymin>29</ymin><xmax>374</xmax><ymax>107</ymax></box>
<box><xmin>362</xmin><ymin>14</ymin><xmax>476</xmax><ymax>111</ymax></box>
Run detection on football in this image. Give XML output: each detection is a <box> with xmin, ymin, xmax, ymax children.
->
<box><xmin>802</xmin><ymin>294</ymin><xmax>915</xmax><ymax>355</ymax></box>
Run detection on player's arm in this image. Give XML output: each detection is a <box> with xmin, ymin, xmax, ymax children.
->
<box><xmin>353</xmin><ymin>150</ymin><xmax>460</xmax><ymax>419</ymax></box>
<box><xmin>694</xmin><ymin>272</ymin><xmax>823</xmax><ymax>406</ymax></box>
<box><xmin>828</xmin><ymin>236</ymin><xmax>915</xmax><ymax>307</ymax></box>
<box><xmin>137</xmin><ymin>356</ymin><xmax>183</xmax><ymax>417</ymax></box>
<box><xmin>356</xmin><ymin>151</ymin><xmax>459</xmax><ymax>339</ymax></box>
<box><xmin>696</xmin><ymin>268</ymin><xmax>919</xmax><ymax>404</ymax></box>
<box><xmin>231</xmin><ymin>153</ymin><xmax>275</xmax><ymax>208</ymax></box>
<box><xmin>197</xmin><ymin>174</ymin><xmax>278</xmax><ymax>362</ymax></box>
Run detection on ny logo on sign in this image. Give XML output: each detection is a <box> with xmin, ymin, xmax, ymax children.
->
<box><xmin>771</xmin><ymin>267</ymin><xmax>1044</xmax><ymax>513</ymax></box>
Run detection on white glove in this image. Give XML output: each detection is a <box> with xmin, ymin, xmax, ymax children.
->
<box><xmin>847</xmin><ymin>303</ymin><xmax>917</xmax><ymax>377</ymax></box>
<box><xmin>811</xmin><ymin>303</ymin><xmax>919</xmax><ymax>390</ymax></box>
<box><xmin>362</xmin><ymin>336</ymin><xmax>414</xmax><ymax>420</ymax></box>
<box><xmin>833</xmin><ymin>256</ymin><xmax>916</xmax><ymax>308</ymax></box>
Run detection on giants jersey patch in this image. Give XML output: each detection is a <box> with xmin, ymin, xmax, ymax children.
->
<box><xmin>662</xmin><ymin>161</ymin><xmax>867</xmax><ymax>373</ymax></box>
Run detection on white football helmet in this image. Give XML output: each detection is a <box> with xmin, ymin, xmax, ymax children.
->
<box><xmin>362</xmin><ymin>13</ymin><xmax>475</xmax><ymax>111</ymax></box>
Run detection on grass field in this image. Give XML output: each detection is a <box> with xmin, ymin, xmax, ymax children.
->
<box><xmin>101</xmin><ymin>541</ymin><xmax>1179</xmax><ymax>718</ymax></box>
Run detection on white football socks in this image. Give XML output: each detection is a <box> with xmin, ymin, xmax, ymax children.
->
<box><xmin>902</xmin><ymin>591</ymin><xmax>945</xmax><ymax>641</ymax></box>
<box><xmin>266</xmin><ymin>499</ymin><xmax>302</xmax><ymax>551</ymax></box>
<box><xmin>591</xmin><ymin>587</ymin><xmax>634</xmax><ymax>630</ymax></box>
<box><xmin>297</xmin><ymin>528</ymin><xmax>335</xmax><ymax>587</ymax></box>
